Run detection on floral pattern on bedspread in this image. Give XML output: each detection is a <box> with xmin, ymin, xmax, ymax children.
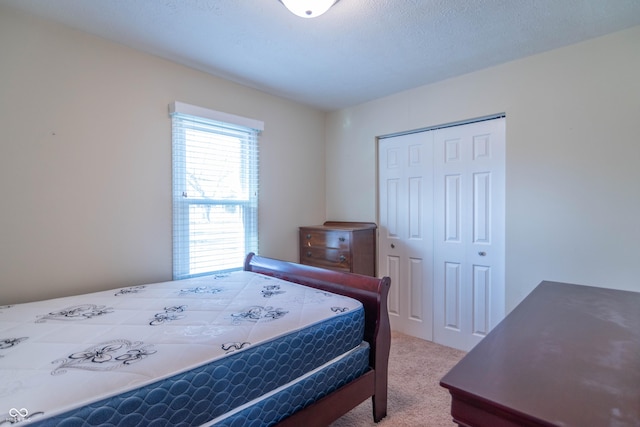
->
<box><xmin>261</xmin><ymin>284</ymin><xmax>285</xmax><ymax>298</ymax></box>
<box><xmin>0</xmin><ymin>271</ymin><xmax>362</xmax><ymax>423</ymax></box>
<box><xmin>0</xmin><ymin>338</ymin><xmax>27</xmax><ymax>350</ymax></box>
<box><xmin>114</xmin><ymin>285</ymin><xmax>147</xmax><ymax>296</ymax></box>
<box><xmin>35</xmin><ymin>304</ymin><xmax>114</xmax><ymax>323</ymax></box>
<box><xmin>231</xmin><ymin>306</ymin><xmax>289</xmax><ymax>323</ymax></box>
<box><xmin>0</xmin><ymin>338</ymin><xmax>28</xmax><ymax>358</ymax></box>
<box><xmin>149</xmin><ymin>305</ymin><xmax>187</xmax><ymax>326</ymax></box>
<box><xmin>222</xmin><ymin>341</ymin><xmax>251</xmax><ymax>353</ymax></box>
<box><xmin>51</xmin><ymin>339</ymin><xmax>157</xmax><ymax>375</ymax></box>
<box><xmin>179</xmin><ymin>286</ymin><xmax>223</xmax><ymax>295</ymax></box>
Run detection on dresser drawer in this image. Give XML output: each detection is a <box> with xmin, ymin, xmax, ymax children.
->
<box><xmin>300</xmin><ymin>247</ymin><xmax>351</xmax><ymax>271</ymax></box>
<box><xmin>300</xmin><ymin>229</ymin><xmax>350</xmax><ymax>249</ymax></box>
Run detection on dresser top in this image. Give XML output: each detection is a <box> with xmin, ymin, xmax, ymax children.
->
<box><xmin>440</xmin><ymin>281</ymin><xmax>640</xmax><ymax>426</ymax></box>
<box><xmin>300</xmin><ymin>221</ymin><xmax>377</xmax><ymax>231</ymax></box>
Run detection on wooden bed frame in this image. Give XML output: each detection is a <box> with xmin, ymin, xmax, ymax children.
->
<box><xmin>244</xmin><ymin>253</ymin><xmax>391</xmax><ymax>426</ymax></box>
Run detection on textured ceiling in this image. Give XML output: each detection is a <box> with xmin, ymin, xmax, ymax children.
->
<box><xmin>2</xmin><ymin>0</ymin><xmax>640</xmax><ymax>111</ymax></box>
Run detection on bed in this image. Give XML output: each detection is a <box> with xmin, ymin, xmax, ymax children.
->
<box><xmin>0</xmin><ymin>253</ymin><xmax>391</xmax><ymax>426</ymax></box>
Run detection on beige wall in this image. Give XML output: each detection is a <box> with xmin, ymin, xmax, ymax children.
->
<box><xmin>0</xmin><ymin>6</ymin><xmax>326</xmax><ymax>304</ymax></box>
<box><xmin>2</xmin><ymin>4</ymin><xmax>639</xmax><ymax>315</ymax></box>
<box><xmin>326</xmin><ymin>26</ymin><xmax>640</xmax><ymax>312</ymax></box>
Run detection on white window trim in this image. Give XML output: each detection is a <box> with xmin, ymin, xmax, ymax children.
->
<box><xmin>170</xmin><ymin>102</ymin><xmax>262</xmax><ymax>279</ymax></box>
<box><xmin>169</xmin><ymin>101</ymin><xmax>264</xmax><ymax>132</ymax></box>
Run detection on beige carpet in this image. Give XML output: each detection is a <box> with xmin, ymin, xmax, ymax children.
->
<box><xmin>330</xmin><ymin>331</ymin><xmax>467</xmax><ymax>427</ymax></box>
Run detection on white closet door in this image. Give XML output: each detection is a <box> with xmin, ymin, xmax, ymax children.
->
<box><xmin>378</xmin><ymin>117</ymin><xmax>505</xmax><ymax>351</ymax></box>
<box><xmin>433</xmin><ymin>118</ymin><xmax>505</xmax><ymax>351</ymax></box>
<box><xmin>378</xmin><ymin>132</ymin><xmax>434</xmax><ymax>341</ymax></box>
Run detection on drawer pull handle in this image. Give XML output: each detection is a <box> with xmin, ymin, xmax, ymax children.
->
<box><xmin>390</xmin><ymin>243</ymin><xmax>395</xmax><ymax>249</ymax></box>
<box><xmin>339</xmin><ymin>237</ymin><xmax>345</xmax><ymax>242</ymax></box>
<box><xmin>306</xmin><ymin>251</ymin><xmax>312</xmax><ymax>257</ymax></box>
<box><xmin>339</xmin><ymin>255</ymin><xmax>346</xmax><ymax>262</ymax></box>
<box><xmin>306</xmin><ymin>234</ymin><xmax>311</xmax><ymax>239</ymax></box>
<box><xmin>478</xmin><ymin>251</ymin><xmax>487</xmax><ymax>256</ymax></box>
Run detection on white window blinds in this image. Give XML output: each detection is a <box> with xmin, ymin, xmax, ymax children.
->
<box><xmin>170</xmin><ymin>102</ymin><xmax>263</xmax><ymax>279</ymax></box>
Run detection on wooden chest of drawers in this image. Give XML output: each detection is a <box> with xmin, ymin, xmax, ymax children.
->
<box><xmin>299</xmin><ymin>221</ymin><xmax>376</xmax><ymax>276</ymax></box>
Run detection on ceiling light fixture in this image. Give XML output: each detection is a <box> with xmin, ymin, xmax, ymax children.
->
<box><xmin>279</xmin><ymin>0</ymin><xmax>339</xmax><ymax>18</ymax></box>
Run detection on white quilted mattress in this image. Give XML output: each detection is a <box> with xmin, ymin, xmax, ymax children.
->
<box><xmin>0</xmin><ymin>271</ymin><xmax>362</xmax><ymax>424</ymax></box>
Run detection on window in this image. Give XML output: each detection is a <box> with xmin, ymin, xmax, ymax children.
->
<box><xmin>170</xmin><ymin>102</ymin><xmax>263</xmax><ymax>279</ymax></box>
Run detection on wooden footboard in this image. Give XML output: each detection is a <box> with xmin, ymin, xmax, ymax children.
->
<box><xmin>244</xmin><ymin>253</ymin><xmax>391</xmax><ymax>425</ymax></box>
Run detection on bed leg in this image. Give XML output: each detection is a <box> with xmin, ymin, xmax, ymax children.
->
<box><xmin>372</xmin><ymin>390</ymin><xmax>388</xmax><ymax>422</ymax></box>
<box><xmin>371</xmin><ymin>276</ymin><xmax>391</xmax><ymax>423</ymax></box>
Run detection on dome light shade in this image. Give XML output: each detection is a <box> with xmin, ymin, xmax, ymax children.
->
<box><xmin>280</xmin><ymin>0</ymin><xmax>339</xmax><ymax>18</ymax></box>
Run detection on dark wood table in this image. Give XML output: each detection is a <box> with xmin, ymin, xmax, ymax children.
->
<box><xmin>440</xmin><ymin>281</ymin><xmax>640</xmax><ymax>427</ymax></box>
